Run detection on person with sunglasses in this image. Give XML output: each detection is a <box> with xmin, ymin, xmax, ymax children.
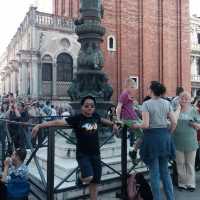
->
<box><xmin>32</xmin><ymin>95</ymin><xmax>119</xmax><ymax>200</ymax></box>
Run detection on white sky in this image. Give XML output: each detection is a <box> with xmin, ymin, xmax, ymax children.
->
<box><xmin>0</xmin><ymin>0</ymin><xmax>52</xmax><ymax>56</ymax></box>
<box><xmin>190</xmin><ymin>0</ymin><xmax>200</xmax><ymax>17</ymax></box>
<box><xmin>0</xmin><ymin>0</ymin><xmax>199</xmax><ymax>56</ymax></box>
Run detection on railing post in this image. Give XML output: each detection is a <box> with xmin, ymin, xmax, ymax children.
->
<box><xmin>47</xmin><ymin>127</ymin><xmax>55</xmax><ymax>200</ymax></box>
<box><xmin>121</xmin><ymin>125</ymin><xmax>128</xmax><ymax>199</ymax></box>
<box><xmin>0</xmin><ymin>124</ymin><xmax>4</xmax><ymax>170</ymax></box>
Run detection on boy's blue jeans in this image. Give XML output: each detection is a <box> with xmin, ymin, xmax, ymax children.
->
<box><xmin>148</xmin><ymin>156</ymin><xmax>174</xmax><ymax>200</ymax></box>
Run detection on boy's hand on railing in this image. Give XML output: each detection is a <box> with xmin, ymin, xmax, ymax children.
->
<box><xmin>32</xmin><ymin>124</ymin><xmax>40</xmax><ymax>138</ymax></box>
<box><xmin>112</xmin><ymin>120</ymin><xmax>123</xmax><ymax>137</ymax></box>
<box><xmin>114</xmin><ymin>120</ymin><xmax>123</xmax><ymax>128</ymax></box>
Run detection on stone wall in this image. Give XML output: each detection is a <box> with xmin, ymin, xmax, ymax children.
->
<box><xmin>53</xmin><ymin>0</ymin><xmax>190</xmax><ymax>102</ymax></box>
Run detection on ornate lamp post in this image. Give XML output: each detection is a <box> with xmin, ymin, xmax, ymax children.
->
<box><xmin>68</xmin><ymin>0</ymin><xmax>113</xmax><ymax>103</ymax></box>
<box><xmin>68</xmin><ymin>0</ymin><xmax>114</xmax><ymax>143</ymax></box>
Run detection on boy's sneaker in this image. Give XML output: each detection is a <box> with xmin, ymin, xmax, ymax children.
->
<box><xmin>75</xmin><ymin>171</ymin><xmax>88</xmax><ymax>188</ymax></box>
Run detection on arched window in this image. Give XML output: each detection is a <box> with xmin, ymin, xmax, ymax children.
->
<box><xmin>42</xmin><ymin>55</ymin><xmax>53</xmax><ymax>81</ymax></box>
<box><xmin>56</xmin><ymin>53</ymin><xmax>73</xmax><ymax>82</ymax></box>
<box><xmin>109</xmin><ymin>37</ymin><xmax>114</xmax><ymax>49</ymax></box>
<box><xmin>107</xmin><ymin>35</ymin><xmax>116</xmax><ymax>51</ymax></box>
<box><xmin>42</xmin><ymin>64</ymin><xmax>52</xmax><ymax>81</ymax></box>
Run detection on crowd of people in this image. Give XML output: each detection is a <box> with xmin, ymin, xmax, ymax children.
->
<box><xmin>107</xmin><ymin>80</ymin><xmax>200</xmax><ymax>200</ymax></box>
<box><xmin>0</xmin><ymin>93</ymin><xmax>74</xmax><ymax>149</ymax></box>
<box><xmin>0</xmin><ymin>93</ymin><xmax>74</xmax><ymax>199</ymax></box>
<box><xmin>0</xmin><ymin>80</ymin><xmax>200</xmax><ymax>200</ymax></box>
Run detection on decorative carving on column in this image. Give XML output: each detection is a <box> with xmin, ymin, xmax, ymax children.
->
<box><xmin>68</xmin><ymin>0</ymin><xmax>113</xmax><ymax>101</ymax></box>
<box><xmin>67</xmin><ymin>0</ymin><xmax>114</xmax><ymax>144</ymax></box>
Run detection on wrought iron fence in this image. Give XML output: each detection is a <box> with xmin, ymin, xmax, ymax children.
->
<box><xmin>0</xmin><ymin>117</ymin><xmax>146</xmax><ymax>200</ymax></box>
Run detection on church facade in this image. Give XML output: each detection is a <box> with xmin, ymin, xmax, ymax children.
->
<box><xmin>0</xmin><ymin>6</ymin><xmax>80</xmax><ymax>103</ymax></box>
<box><xmin>53</xmin><ymin>0</ymin><xmax>191</xmax><ymax>101</ymax></box>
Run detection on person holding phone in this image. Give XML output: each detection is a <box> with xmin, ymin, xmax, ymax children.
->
<box><xmin>6</xmin><ymin>100</ymin><xmax>21</xmax><ymax>151</ymax></box>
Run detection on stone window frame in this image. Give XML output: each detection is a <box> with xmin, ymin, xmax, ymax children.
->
<box><xmin>107</xmin><ymin>35</ymin><xmax>116</xmax><ymax>51</ymax></box>
<box><xmin>128</xmin><ymin>75</ymin><xmax>139</xmax><ymax>89</ymax></box>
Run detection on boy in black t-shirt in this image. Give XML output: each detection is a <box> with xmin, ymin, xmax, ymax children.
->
<box><xmin>32</xmin><ymin>96</ymin><xmax>118</xmax><ymax>200</ymax></box>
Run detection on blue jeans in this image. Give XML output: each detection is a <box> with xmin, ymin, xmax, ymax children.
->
<box><xmin>76</xmin><ymin>153</ymin><xmax>102</xmax><ymax>184</ymax></box>
<box><xmin>148</xmin><ymin>157</ymin><xmax>174</xmax><ymax>200</ymax></box>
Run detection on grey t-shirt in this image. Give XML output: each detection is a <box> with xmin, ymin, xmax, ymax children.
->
<box><xmin>142</xmin><ymin>98</ymin><xmax>173</xmax><ymax>128</ymax></box>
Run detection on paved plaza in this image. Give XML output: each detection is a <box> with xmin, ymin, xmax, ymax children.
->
<box><xmin>29</xmin><ymin>171</ymin><xmax>200</xmax><ymax>200</ymax></box>
<box><xmin>95</xmin><ymin>171</ymin><xmax>200</xmax><ymax>200</ymax></box>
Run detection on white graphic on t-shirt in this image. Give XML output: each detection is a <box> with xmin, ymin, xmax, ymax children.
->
<box><xmin>81</xmin><ymin>123</ymin><xmax>98</xmax><ymax>132</ymax></box>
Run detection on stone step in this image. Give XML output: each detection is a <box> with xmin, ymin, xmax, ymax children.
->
<box><xmin>27</xmin><ymin>147</ymin><xmax>145</xmax><ymax>180</ymax></box>
<box><xmin>28</xmin><ymin>163</ymin><xmax>121</xmax><ymax>200</ymax></box>
<box><xmin>27</xmin><ymin>133</ymin><xmax>148</xmax><ymax>199</ymax></box>
<box><xmin>54</xmin><ymin>133</ymin><xmax>122</xmax><ymax>159</ymax></box>
<box><xmin>28</xmin><ymin>161</ymin><xmax>148</xmax><ymax>200</ymax></box>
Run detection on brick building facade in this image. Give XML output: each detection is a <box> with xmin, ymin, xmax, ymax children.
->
<box><xmin>53</xmin><ymin>0</ymin><xmax>190</xmax><ymax>102</ymax></box>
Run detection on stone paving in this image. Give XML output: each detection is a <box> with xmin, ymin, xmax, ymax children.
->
<box><xmin>30</xmin><ymin>171</ymin><xmax>200</xmax><ymax>200</ymax></box>
<box><xmin>98</xmin><ymin>171</ymin><xmax>200</xmax><ymax>200</ymax></box>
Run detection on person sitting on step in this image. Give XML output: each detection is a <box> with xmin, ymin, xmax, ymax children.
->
<box><xmin>0</xmin><ymin>148</ymin><xmax>29</xmax><ymax>200</ymax></box>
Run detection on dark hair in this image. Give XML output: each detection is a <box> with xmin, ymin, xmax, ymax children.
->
<box><xmin>192</xmin><ymin>96</ymin><xmax>198</xmax><ymax>105</ymax></box>
<box><xmin>197</xmin><ymin>99</ymin><xmax>200</xmax><ymax>108</ymax></box>
<box><xmin>46</xmin><ymin>100</ymin><xmax>51</xmax><ymax>105</ymax></box>
<box><xmin>108</xmin><ymin>104</ymin><xmax>116</xmax><ymax>112</ymax></box>
<box><xmin>143</xmin><ymin>95</ymin><xmax>151</xmax><ymax>102</ymax></box>
<box><xmin>80</xmin><ymin>95</ymin><xmax>96</xmax><ymax>106</ymax></box>
<box><xmin>19</xmin><ymin>102</ymin><xmax>25</xmax><ymax>108</ymax></box>
<box><xmin>1</xmin><ymin>102</ymin><xmax>9</xmax><ymax>112</ymax></box>
<box><xmin>150</xmin><ymin>81</ymin><xmax>166</xmax><ymax>96</ymax></box>
<box><xmin>15</xmin><ymin>148</ymin><xmax>27</xmax><ymax>162</ymax></box>
<box><xmin>176</xmin><ymin>87</ymin><xmax>184</xmax><ymax>96</ymax></box>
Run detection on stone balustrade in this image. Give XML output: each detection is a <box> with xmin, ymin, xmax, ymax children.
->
<box><xmin>191</xmin><ymin>74</ymin><xmax>200</xmax><ymax>82</ymax></box>
<box><xmin>35</xmin><ymin>11</ymin><xmax>75</xmax><ymax>32</ymax></box>
<box><xmin>191</xmin><ymin>43</ymin><xmax>200</xmax><ymax>52</ymax></box>
<box><xmin>6</xmin><ymin>7</ymin><xmax>75</xmax><ymax>62</ymax></box>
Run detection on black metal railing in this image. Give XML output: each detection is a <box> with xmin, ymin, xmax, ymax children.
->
<box><xmin>0</xmin><ymin>117</ymin><xmax>145</xmax><ymax>200</ymax></box>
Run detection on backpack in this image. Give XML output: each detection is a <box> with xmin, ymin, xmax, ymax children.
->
<box><xmin>6</xmin><ymin>174</ymin><xmax>30</xmax><ymax>198</ymax></box>
<box><xmin>127</xmin><ymin>173</ymin><xmax>153</xmax><ymax>200</ymax></box>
